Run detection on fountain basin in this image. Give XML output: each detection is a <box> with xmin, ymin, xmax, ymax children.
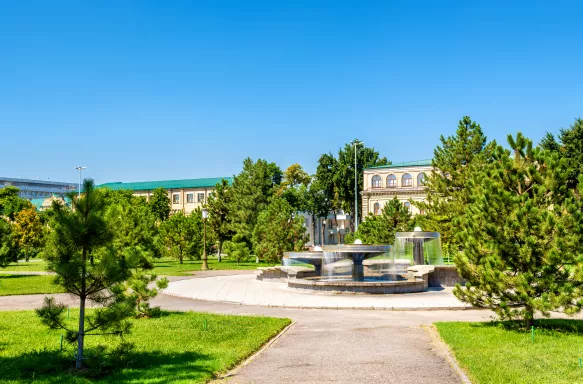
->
<box><xmin>288</xmin><ymin>276</ymin><xmax>426</xmax><ymax>294</ymax></box>
<box><xmin>283</xmin><ymin>251</ymin><xmax>323</xmax><ymax>276</ymax></box>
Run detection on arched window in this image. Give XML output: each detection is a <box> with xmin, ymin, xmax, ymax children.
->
<box><xmin>373</xmin><ymin>202</ymin><xmax>380</xmax><ymax>215</ymax></box>
<box><xmin>404</xmin><ymin>201</ymin><xmax>411</xmax><ymax>212</ymax></box>
<box><xmin>387</xmin><ymin>174</ymin><xmax>397</xmax><ymax>188</ymax></box>
<box><xmin>402</xmin><ymin>173</ymin><xmax>412</xmax><ymax>187</ymax></box>
<box><xmin>372</xmin><ymin>175</ymin><xmax>382</xmax><ymax>188</ymax></box>
<box><xmin>417</xmin><ymin>172</ymin><xmax>426</xmax><ymax>186</ymax></box>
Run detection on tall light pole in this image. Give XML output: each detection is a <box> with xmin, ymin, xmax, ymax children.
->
<box><xmin>75</xmin><ymin>166</ymin><xmax>86</xmax><ymax>198</ymax></box>
<box><xmin>351</xmin><ymin>139</ymin><xmax>364</xmax><ymax>232</ymax></box>
<box><xmin>201</xmin><ymin>208</ymin><xmax>209</xmax><ymax>270</ymax></box>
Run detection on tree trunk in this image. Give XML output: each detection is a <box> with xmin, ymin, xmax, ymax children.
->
<box><xmin>76</xmin><ymin>296</ymin><xmax>86</xmax><ymax>369</ymax></box>
<box><xmin>76</xmin><ymin>248</ymin><xmax>87</xmax><ymax>369</ymax></box>
<box><xmin>218</xmin><ymin>241</ymin><xmax>222</xmax><ymax>263</ymax></box>
<box><xmin>524</xmin><ymin>308</ymin><xmax>535</xmax><ymax>329</ymax></box>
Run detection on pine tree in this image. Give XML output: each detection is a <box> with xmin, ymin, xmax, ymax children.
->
<box><xmin>228</xmin><ymin>158</ymin><xmax>282</xmax><ymax>244</ymax></box>
<box><xmin>252</xmin><ymin>197</ymin><xmax>307</xmax><ymax>265</ymax></box>
<box><xmin>36</xmin><ymin>179</ymin><xmax>135</xmax><ymax>369</ymax></box>
<box><xmin>557</xmin><ymin>118</ymin><xmax>583</xmax><ymax>188</ymax></box>
<box><xmin>416</xmin><ymin>116</ymin><xmax>492</xmax><ymax>250</ymax></box>
<box><xmin>454</xmin><ymin>133</ymin><xmax>583</xmax><ymax>327</ymax></box>
<box><xmin>206</xmin><ymin>179</ymin><xmax>233</xmax><ymax>262</ymax></box>
<box><xmin>148</xmin><ymin>187</ymin><xmax>171</xmax><ymax>221</ymax></box>
<box><xmin>346</xmin><ymin>198</ymin><xmax>412</xmax><ymax>244</ymax></box>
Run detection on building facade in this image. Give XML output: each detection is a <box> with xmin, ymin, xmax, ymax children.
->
<box><xmin>99</xmin><ymin>177</ymin><xmax>232</xmax><ymax>215</ymax></box>
<box><xmin>0</xmin><ymin>177</ymin><xmax>76</xmax><ymax>200</ymax></box>
<box><xmin>361</xmin><ymin>160</ymin><xmax>432</xmax><ymax>216</ymax></box>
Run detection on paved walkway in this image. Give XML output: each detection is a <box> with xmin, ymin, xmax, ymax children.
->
<box><xmin>163</xmin><ymin>273</ymin><xmax>470</xmax><ymax>310</ymax></box>
<box><xmin>3</xmin><ymin>273</ymin><xmax>572</xmax><ymax>384</ymax></box>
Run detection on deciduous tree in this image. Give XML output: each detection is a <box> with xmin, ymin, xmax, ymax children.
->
<box><xmin>206</xmin><ymin>179</ymin><xmax>233</xmax><ymax>262</ymax></box>
<box><xmin>12</xmin><ymin>207</ymin><xmax>45</xmax><ymax>261</ymax></box>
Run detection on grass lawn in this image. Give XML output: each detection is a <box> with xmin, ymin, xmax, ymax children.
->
<box><xmin>2</xmin><ymin>260</ymin><xmax>49</xmax><ymax>272</ymax></box>
<box><xmin>152</xmin><ymin>257</ymin><xmax>271</xmax><ymax>276</ymax></box>
<box><xmin>436</xmin><ymin>319</ymin><xmax>583</xmax><ymax>384</ymax></box>
<box><xmin>0</xmin><ymin>309</ymin><xmax>291</xmax><ymax>383</ymax></box>
<box><xmin>0</xmin><ymin>274</ymin><xmax>64</xmax><ymax>296</ymax></box>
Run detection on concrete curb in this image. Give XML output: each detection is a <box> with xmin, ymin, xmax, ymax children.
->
<box><xmin>425</xmin><ymin>324</ymin><xmax>472</xmax><ymax>384</ymax></box>
<box><xmin>161</xmin><ymin>291</ymin><xmax>477</xmax><ymax>311</ymax></box>
<box><xmin>214</xmin><ymin>321</ymin><xmax>296</xmax><ymax>382</ymax></box>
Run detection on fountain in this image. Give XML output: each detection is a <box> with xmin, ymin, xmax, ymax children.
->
<box><xmin>259</xmin><ymin>227</ymin><xmax>463</xmax><ymax>293</ymax></box>
<box><xmin>393</xmin><ymin>227</ymin><xmax>443</xmax><ymax>266</ymax></box>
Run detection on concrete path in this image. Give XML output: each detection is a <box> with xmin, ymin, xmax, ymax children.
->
<box><xmin>163</xmin><ymin>273</ymin><xmax>470</xmax><ymax>310</ymax></box>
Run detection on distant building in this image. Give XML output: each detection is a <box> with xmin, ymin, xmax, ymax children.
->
<box><xmin>30</xmin><ymin>195</ymin><xmax>70</xmax><ymax>211</ymax></box>
<box><xmin>0</xmin><ymin>177</ymin><xmax>76</xmax><ymax>200</ymax></box>
<box><xmin>99</xmin><ymin>177</ymin><xmax>232</xmax><ymax>215</ymax></box>
<box><xmin>361</xmin><ymin>160</ymin><xmax>432</xmax><ymax>216</ymax></box>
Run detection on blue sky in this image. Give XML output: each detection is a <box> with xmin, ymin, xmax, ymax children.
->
<box><xmin>1</xmin><ymin>1</ymin><xmax>581</xmax><ymax>184</ymax></box>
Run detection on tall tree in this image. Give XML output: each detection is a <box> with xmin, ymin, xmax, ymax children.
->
<box><xmin>228</xmin><ymin>158</ymin><xmax>282</xmax><ymax>243</ymax></box>
<box><xmin>279</xmin><ymin>164</ymin><xmax>311</xmax><ymax>212</ymax></box>
<box><xmin>36</xmin><ymin>179</ymin><xmax>135</xmax><ymax>369</ymax></box>
<box><xmin>104</xmin><ymin>193</ymin><xmax>167</xmax><ymax>316</ymax></box>
<box><xmin>12</xmin><ymin>207</ymin><xmax>45</xmax><ymax>261</ymax></box>
<box><xmin>336</xmin><ymin>142</ymin><xmax>389</xmax><ymax>230</ymax></box>
<box><xmin>149</xmin><ymin>187</ymin><xmax>171</xmax><ymax>221</ymax></box>
<box><xmin>206</xmin><ymin>179</ymin><xmax>233</xmax><ymax>262</ymax></box>
<box><xmin>454</xmin><ymin>133</ymin><xmax>583</xmax><ymax>327</ymax></box>
<box><xmin>158</xmin><ymin>212</ymin><xmax>201</xmax><ymax>264</ymax></box>
<box><xmin>0</xmin><ymin>218</ymin><xmax>19</xmax><ymax>267</ymax></box>
<box><xmin>557</xmin><ymin>118</ymin><xmax>583</xmax><ymax>188</ymax></box>
<box><xmin>416</xmin><ymin>116</ymin><xmax>492</xmax><ymax>250</ymax></box>
<box><xmin>252</xmin><ymin>197</ymin><xmax>308</xmax><ymax>264</ymax></box>
<box><xmin>345</xmin><ymin>198</ymin><xmax>412</xmax><ymax>244</ymax></box>
<box><xmin>0</xmin><ymin>186</ymin><xmax>33</xmax><ymax>220</ymax></box>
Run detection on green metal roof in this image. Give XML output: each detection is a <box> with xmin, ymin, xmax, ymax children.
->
<box><xmin>98</xmin><ymin>177</ymin><xmax>233</xmax><ymax>192</ymax></box>
<box><xmin>365</xmin><ymin>159</ymin><xmax>432</xmax><ymax>170</ymax></box>
<box><xmin>30</xmin><ymin>198</ymin><xmax>45</xmax><ymax>210</ymax></box>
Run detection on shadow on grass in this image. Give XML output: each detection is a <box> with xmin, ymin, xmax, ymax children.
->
<box><xmin>0</xmin><ymin>274</ymin><xmax>44</xmax><ymax>280</ymax></box>
<box><xmin>0</xmin><ymin>348</ymin><xmax>214</xmax><ymax>383</ymax></box>
<box><xmin>472</xmin><ymin>318</ymin><xmax>583</xmax><ymax>334</ymax></box>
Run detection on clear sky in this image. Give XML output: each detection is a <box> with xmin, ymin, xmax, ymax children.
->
<box><xmin>1</xmin><ymin>1</ymin><xmax>581</xmax><ymax>184</ymax></box>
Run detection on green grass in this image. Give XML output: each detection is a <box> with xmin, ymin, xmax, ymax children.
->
<box><xmin>2</xmin><ymin>260</ymin><xmax>49</xmax><ymax>272</ymax></box>
<box><xmin>152</xmin><ymin>257</ymin><xmax>271</xmax><ymax>276</ymax></box>
<box><xmin>0</xmin><ymin>275</ymin><xmax>65</xmax><ymax>296</ymax></box>
<box><xmin>435</xmin><ymin>320</ymin><xmax>583</xmax><ymax>384</ymax></box>
<box><xmin>0</xmin><ymin>309</ymin><xmax>291</xmax><ymax>383</ymax></box>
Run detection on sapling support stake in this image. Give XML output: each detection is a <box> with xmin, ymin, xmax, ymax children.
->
<box><xmin>531</xmin><ymin>326</ymin><xmax>534</xmax><ymax>342</ymax></box>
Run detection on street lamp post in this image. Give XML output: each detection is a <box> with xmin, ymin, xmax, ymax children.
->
<box><xmin>201</xmin><ymin>208</ymin><xmax>209</xmax><ymax>270</ymax></box>
<box><xmin>75</xmin><ymin>166</ymin><xmax>86</xmax><ymax>198</ymax></box>
<box><xmin>350</xmin><ymin>139</ymin><xmax>364</xmax><ymax>232</ymax></box>
<box><xmin>321</xmin><ymin>220</ymin><xmax>326</xmax><ymax>246</ymax></box>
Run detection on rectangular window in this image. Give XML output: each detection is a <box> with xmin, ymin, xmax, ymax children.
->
<box><xmin>172</xmin><ymin>193</ymin><xmax>180</xmax><ymax>204</ymax></box>
<box><xmin>186</xmin><ymin>193</ymin><xmax>194</xmax><ymax>203</ymax></box>
<box><xmin>198</xmin><ymin>192</ymin><xmax>205</xmax><ymax>203</ymax></box>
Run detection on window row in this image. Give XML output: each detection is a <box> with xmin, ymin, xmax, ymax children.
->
<box><xmin>373</xmin><ymin>201</ymin><xmax>412</xmax><ymax>215</ymax></box>
<box><xmin>371</xmin><ymin>173</ymin><xmax>425</xmax><ymax>188</ymax></box>
<box><xmin>172</xmin><ymin>192</ymin><xmax>206</xmax><ymax>204</ymax></box>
